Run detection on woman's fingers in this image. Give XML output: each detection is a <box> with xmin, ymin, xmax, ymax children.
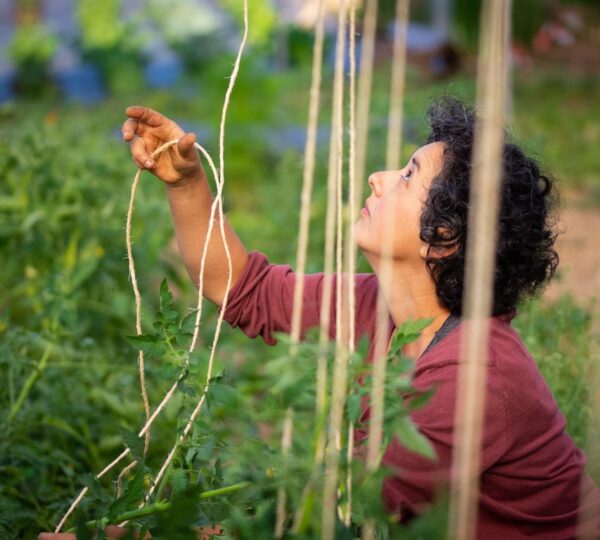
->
<box><xmin>130</xmin><ymin>137</ymin><xmax>154</xmax><ymax>169</ymax></box>
<box><xmin>121</xmin><ymin>118</ymin><xmax>139</xmax><ymax>141</ymax></box>
<box><xmin>125</xmin><ymin>106</ymin><xmax>165</xmax><ymax>128</ymax></box>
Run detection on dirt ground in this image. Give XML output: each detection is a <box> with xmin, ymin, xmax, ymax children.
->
<box><xmin>544</xmin><ymin>201</ymin><xmax>600</xmax><ymax>308</ymax></box>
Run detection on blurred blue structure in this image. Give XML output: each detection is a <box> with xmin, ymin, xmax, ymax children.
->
<box><xmin>144</xmin><ymin>41</ymin><xmax>183</xmax><ymax>89</ymax></box>
<box><xmin>0</xmin><ymin>0</ymin><xmax>15</xmax><ymax>101</ymax></box>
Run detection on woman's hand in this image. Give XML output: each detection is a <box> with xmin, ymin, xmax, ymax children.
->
<box><xmin>122</xmin><ymin>106</ymin><xmax>202</xmax><ymax>187</ymax></box>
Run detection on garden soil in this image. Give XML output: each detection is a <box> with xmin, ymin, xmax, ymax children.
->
<box><xmin>544</xmin><ymin>200</ymin><xmax>600</xmax><ymax>310</ymax></box>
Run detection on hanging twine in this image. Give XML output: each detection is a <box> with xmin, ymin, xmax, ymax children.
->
<box><xmin>276</xmin><ymin>0</ymin><xmax>327</xmax><ymax>536</ymax></box>
<box><xmin>143</xmin><ymin>0</ymin><xmax>249</xmax><ymax>504</ymax></box>
<box><xmin>320</xmin><ymin>1</ymin><xmax>350</xmax><ymax>538</ymax></box>
<box><xmin>361</xmin><ymin>2</ymin><xmax>410</xmax><ymax>539</ymax></box>
<box><xmin>448</xmin><ymin>1</ymin><xmax>510</xmax><ymax>539</ymax></box>
<box><xmin>54</xmin><ymin>0</ymin><xmax>248</xmax><ymax>531</ymax></box>
<box><xmin>353</xmin><ymin>0</ymin><xmax>378</xmax><ymax>216</ymax></box>
<box><xmin>343</xmin><ymin>0</ymin><xmax>358</xmax><ymax>527</ymax></box>
<box><xmin>289</xmin><ymin>0</ymin><xmax>326</xmax><ymax>346</ymax></box>
<box><xmin>125</xmin><ymin>168</ymin><xmax>152</xmax><ymax>458</ymax></box>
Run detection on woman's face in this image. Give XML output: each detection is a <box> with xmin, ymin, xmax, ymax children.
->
<box><xmin>354</xmin><ymin>141</ymin><xmax>445</xmax><ymax>264</ymax></box>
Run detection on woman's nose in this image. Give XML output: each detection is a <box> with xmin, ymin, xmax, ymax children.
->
<box><xmin>368</xmin><ymin>172</ymin><xmax>383</xmax><ymax>197</ymax></box>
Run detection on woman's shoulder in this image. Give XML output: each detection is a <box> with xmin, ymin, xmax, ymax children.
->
<box><xmin>415</xmin><ymin>314</ymin><xmax>547</xmax><ymax>391</ymax></box>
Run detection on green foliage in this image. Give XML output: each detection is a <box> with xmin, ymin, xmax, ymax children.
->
<box><xmin>513</xmin><ymin>296</ymin><xmax>594</xmax><ymax>451</ymax></box>
<box><xmin>0</xmin><ymin>105</ymin><xmax>188</xmax><ymax>538</ymax></box>
<box><xmin>452</xmin><ymin>0</ymin><xmax>550</xmax><ymax>50</ymax></box>
<box><xmin>221</xmin><ymin>0</ymin><xmax>277</xmax><ymax>48</ymax></box>
<box><xmin>76</xmin><ymin>0</ymin><xmax>146</xmax><ymax>94</ymax></box>
<box><xmin>7</xmin><ymin>22</ymin><xmax>58</xmax><ymax>97</ymax></box>
<box><xmin>77</xmin><ymin>0</ymin><xmax>125</xmax><ymax>50</ymax></box>
<box><xmin>7</xmin><ymin>23</ymin><xmax>57</xmax><ymax>65</ymax></box>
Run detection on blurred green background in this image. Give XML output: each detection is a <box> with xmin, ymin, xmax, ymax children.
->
<box><xmin>0</xmin><ymin>0</ymin><xmax>599</xmax><ymax>537</ymax></box>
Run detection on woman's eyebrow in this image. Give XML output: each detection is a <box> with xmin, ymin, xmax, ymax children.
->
<box><xmin>412</xmin><ymin>156</ymin><xmax>420</xmax><ymax>170</ymax></box>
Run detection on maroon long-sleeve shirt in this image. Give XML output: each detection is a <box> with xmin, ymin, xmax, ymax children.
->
<box><xmin>223</xmin><ymin>251</ymin><xmax>600</xmax><ymax>538</ymax></box>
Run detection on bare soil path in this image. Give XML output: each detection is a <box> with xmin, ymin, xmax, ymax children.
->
<box><xmin>544</xmin><ymin>201</ymin><xmax>600</xmax><ymax>307</ymax></box>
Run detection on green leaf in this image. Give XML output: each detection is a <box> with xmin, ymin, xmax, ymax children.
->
<box><xmin>159</xmin><ymin>364</ymin><xmax>181</xmax><ymax>380</ymax></box>
<box><xmin>170</xmin><ymin>468</ymin><xmax>188</xmax><ymax>496</ymax></box>
<box><xmin>394</xmin><ymin>416</ymin><xmax>436</xmax><ymax>460</ymax></box>
<box><xmin>153</xmin><ymin>486</ymin><xmax>202</xmax><ymax>538</ymax></box>
<box><xmin>179</xmin><ymin>383</ymin><xmax>197</xmax><ymax>397</ymax></box>
<box><xmin>407</xmin><ymin>388</ymin><xmax>435</xmax><ymax>412</ymax></box>
<box><xmin>74</xmin><ymin>510</ymin><xmax>94</xmax><ymax>540</ymax></box>
<box><xmin>107</xmin><ymin>465</ymin><xmax>145</xmax><ymax>520</ymax></box>
<box><xmin>123</xmin><ymin>334</ymin><xmax>167</xmax><ymax>357</ymax></box>
<box><xmin>159</xmin><ymin>279</ymin><xmax>178</xmax><ymax>325</ymax></box>
<box><xmin>120</xmin><ymin>428</ymin><xmax>145</xmax><ymax>464</ymax></box>
<box><xmin>188</xmin><ymin>349</ymin><xmax>208</xmax><ymax>376</ymax></box>
<box><xmin>180</xmin><ymin>311</ymin><xmax>198</xmax><ymax>335</ymax></box>
<box><xmin>346</xmin><ymin>392</ymin><xmax>362</xmax><ymax>424</ymax></box>
<box><xmin>388</xmin><ymin>318</ymin><xmax>434</xmax><ymax>360</ymax></box>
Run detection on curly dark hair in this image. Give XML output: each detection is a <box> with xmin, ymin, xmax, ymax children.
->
<box><xmin>419</xmin><ymin>97</ymin><xmax>559</xmax><ymax>316</ymax></box>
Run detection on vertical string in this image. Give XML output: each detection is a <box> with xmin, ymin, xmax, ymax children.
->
<box><xmin>320</xmin><ymin>1</ymin><xmax>349</xmax><ymax>538</ymax></box>
<box><xmin>277</xmin><ymin>1</ymin><xmax>326</xmax><ymax>535</ymax></box>
<box><xmin>290</xmin><ymin>0</ymin><xmax>326</xmax><ymax>345</ymax></box>
<box><xmin>354</xmin><ymin>0</ymin><xmax>378</xmax><ymax>214</ymax></box>
<box><xmin>448</xmin><ymin>1</ymin><xmax>510</xmax><ymax>539</ymax></box>
<box><xmin>385</xmin><ymin>0</ymin><xmax>410</xmax><ymax>171</ymax></box>
<box><xmin>274</xmin><ymin>408</ymin><xmax>294</xmax><ymax>538</ymax></box>
<box><xmin>315</xmin><ymin>0</ymin><xmax>348</xmax><ymax>467</ymax></box>
<box><xmin>343</xmin><ymin>0</ymin><xmax>358</xmax><ymax>527</ymax></box>
<box><xmin>362</xmin><ymin>2</ymin><xmax>410</xmax><ymax>539</ymax></box>
<box><xmin>345</xmin><ymin>1</ymin><xmax>379</xmax><ymax>525</ymax></box>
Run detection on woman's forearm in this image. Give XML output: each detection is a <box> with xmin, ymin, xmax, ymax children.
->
<box><xmin>165</xmin><ymin>169</ymin><xmax>249</xmax><ymax>306</ymax></box>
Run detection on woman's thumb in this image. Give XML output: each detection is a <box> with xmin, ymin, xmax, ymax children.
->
<box><xmin>178</xmin><ymin>132</ymin><xmax>197</xmax><ymax>158</ymax></box>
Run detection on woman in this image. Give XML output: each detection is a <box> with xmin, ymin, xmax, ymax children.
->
<box><xmin>116</xmin><ymin>97</ymin><xmax>598</xmax><ymax>538</ymax></box>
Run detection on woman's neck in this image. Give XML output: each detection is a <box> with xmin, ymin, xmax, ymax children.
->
<box><xmin>372</xmin><ymin>258</ymin><xmax>451</xmax><ymax>358</ymax></box>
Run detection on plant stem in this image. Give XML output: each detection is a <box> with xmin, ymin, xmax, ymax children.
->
<box><xmin>66</xmin><ymin>481</ymin><xmax>251</xmax><ymax>532</ymax></box>
<box><xmin>8</xmin><ymin>343</ymin><xmax>53</xmax><ymax>422</ymax></box>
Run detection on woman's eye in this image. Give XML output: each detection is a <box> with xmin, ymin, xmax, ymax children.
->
<box><xmin>402</xmin><ymin>169</ymin><xmax>412</xmax><ymax>181</ymax></box>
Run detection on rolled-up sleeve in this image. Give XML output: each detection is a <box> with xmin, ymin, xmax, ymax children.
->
<box><xmin>222</xmin><ymin>251</ymin><xmax>379</xmax><ymax>346</ymax></box>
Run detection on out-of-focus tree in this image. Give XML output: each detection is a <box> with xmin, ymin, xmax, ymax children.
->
<box><xmin>221</xmin><ymin>0</ymin><xmax>277</xmax><ymax>48</ymax></box>
<box><xmin>454</xmin><ymin>0</ymin><xmax>550</xmax><ymax>50</ymax></box>
<box><xmin>8</xmin><ymin>0</ymin><xmax>57</xmax><ymax>97</ymax></box>
<box><xmin>76</xmin><ymin>0</ymin><xmax>145</xmax><ymax>94</ymax></box>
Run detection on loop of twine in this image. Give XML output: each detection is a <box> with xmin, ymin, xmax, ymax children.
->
<box><xmin>55</xmin><ymin>0</ymin><xmax>248</xmax><ymax>530</ymax></box>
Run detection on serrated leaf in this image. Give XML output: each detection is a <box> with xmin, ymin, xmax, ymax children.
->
<box><xmin>159</xmin><ymin>279</ymin><xmax>179</xmax><ymax>325</ymax></box>
<box><xmin>179</xmin><ymin>383</ymin><xmax>197</xmax><ymax>397</ymax></box>
<box><xmin>154</xmin><ymin>486</ymin><xmax>202</xmax><ymax>538</ymax></box>
<box><xmin>394</xmin><ymin>416</ymin><xmax>436</xmax><ymax>460</ymax></box>
<box><xmin>210</xmin><ymin>382</ymin><xmax>237</xmax><ymax>403</ymax></box>
<box><xmin>388</xmin><ymin>318</ymin><xmax>434</xmax><ymax>360</ymax></box>
<box><xmin>74</xmin><ymin>509</ymin><xmax>94</xmax><ymax>540</ymax></box>
<box><xmin>107</xmin><ymin>465</ymin><xmax>145</xmax><ymax>520</ymax></box>
<box><xmin>407</xmin><ymin>388</ymin><xmax>435</xmax><ymax>411</ymax></box>
<box><xmin>170</xmin><ymin>468</ymin><xmax>188</xmax><ymax>496</ymax></box>
<box><xmin>346</xmin><ymin>392</ymin><xmax>362</xmax><ymax>424</ymax></box>
<box><xmin>180</xmin><ymin>311</ymin><xmax>198</xmax><ymax>334</ymax></box>
<box><xmin>188</xmin><ymin>349</ymin><xmax>208</xmax><ymax>375</ymax></box>
<box><xmin>123</xmin><ymin>334</ymin><xmax>167</xmax><ymax>357</ymax></box>
<box><xmin>159</xmin><ymin>363</ymin><xmax>181</xmax><ymax>379</ymax></box>
<box><xmin>120</xmin><ymin>428</ymin><xmax>145</xmax><ymax>464</ymax></box>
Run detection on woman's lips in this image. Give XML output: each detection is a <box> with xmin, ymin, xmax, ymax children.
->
<box><xmin>361</xmin><ymin>206</ymin><xmax>370</xmax><ymax>217</ymax></box>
